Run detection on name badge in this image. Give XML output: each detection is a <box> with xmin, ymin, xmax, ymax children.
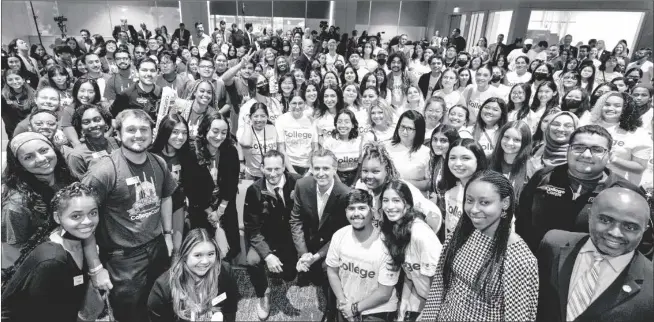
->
<box><xmin>73</xmin><ymin>275</ymin><xmax>84</xmax><ymax>286</ymax></box>
<box><xmin>211</xmin><ymin>293</ymin><xmax>227</xmax><ymax>306</ymax></box>
<box><xmin>126</xmin><ymin>176</ymin><xmax>139</xmax><ymax>185</ymax></box>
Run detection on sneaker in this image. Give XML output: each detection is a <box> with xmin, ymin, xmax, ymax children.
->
<box><xmin>257</xmin><ymin>288</ymin><xmax>271</xmax><ymax>320</ymax></box>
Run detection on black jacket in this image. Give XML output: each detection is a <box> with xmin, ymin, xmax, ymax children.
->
<box><xmin>244</xmin><ymin>172</ymin><xmax>302</xmax><ymax>260</ymax></box>
<box><xmin>418</xmin><ymin>72</ymin><xmax>438</xmax><ymax>99</ymax></box>
<box><xmin>516</xmin><ymin>164</ymin><xmax>651</xmax><ymax>255</ymax></box>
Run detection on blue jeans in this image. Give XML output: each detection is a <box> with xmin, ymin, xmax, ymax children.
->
<box><xmin>101</xmin><ymin>235</ymin><xmax>169</xmax><ymax>322</ymax></box>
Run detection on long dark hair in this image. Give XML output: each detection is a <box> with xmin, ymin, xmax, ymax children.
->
<box><xmin>380</xmin><ymin>180</ymin><xmax>426</xmax><ymax>270</ymax></box>
<box><xmin>391</xmin><ymin>110</ymin><xmax>426</xmax><ymax>153</ymax></box>
<box><xmin>561</xmin><ymin>86</ymin><xmax>591</xmax><ymax>118</ymax></box>
<box><xmin>438</xmin><ymin>138</ymin><xmax>488</xmax><ymax>193</ymax></box>
<box><xmin>489</xmin><ymin>121</ymin><xmax>532</xmax><ymax>199</ymax></box>
<box><xmin>509</xmin><ymin>83</ymin><xmax>532</xmax><ymax>119</ymax></box>
<box><xmin>429</xmin><ymin>124</ymin><xmax>460</xmax><ymax>194</ymax></box>
<box><xmin>46</xmin><ymin>65</ymin><xmax>72</xmax><ymax>91</ymax></box>
<box><xmin>317</xmin><ymin>85</ymin><xmax>344</xmax><ymax>117</ymax></box>
<box><xmin>72</xmin><ymin>77</ymin><xmax>101</xmax><ymax>107</ymax></box>
<box><xmin>530</xmin><ymin>80</ymin><xmax>559</xmax><ymax>111</ymax></box>
<box><xmin>472</xmin><ymin>97</ymin><xmax>508</xmax><ymax>142</ymax></box>
<box><xmin>441</xmin><ymin>170</ymin><xmax>515</xmax><ymax>301</ymax></box>
<box><xmin>331</xmin><ymin>109</ymin><xmax>359</xmax><ymax>140</ymax></box>
<box><xmin>590</xmin><ymin>82</ymin><xmax>617</xmax><ymax>107</ymax></box>
<box><xmin>193</xmin><ymin>111</ymin><xmax>234</xmax><ymax>163</ymax></box>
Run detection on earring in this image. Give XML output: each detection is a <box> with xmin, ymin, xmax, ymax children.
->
<box><xmin>501</xmin><ymin>209</ymin><xmax>507</xmax><ymax>218</ymax></box>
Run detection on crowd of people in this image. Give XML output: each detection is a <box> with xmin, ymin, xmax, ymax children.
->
<box><xmin>1</xmin><ymin>15</ymin><xmax>653</xmax><ymax>322</ymax></box>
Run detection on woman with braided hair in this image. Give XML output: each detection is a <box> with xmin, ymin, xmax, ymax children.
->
<box><xmin>352</xmin><ymin>141</ymin><xmax>442</xmax><ymax>233</ymax></box>
<box><xmin>422</xmin><ymin>170</ymin><xmax>539</xmax><ymax>321</ymax></box>
<box><xmin>1</xmin><ymin>132</ymin><xmax>76</xmax><ymax>269</ymax></box>
<box><xmin>2</xmin><ymin>182</ymin><xmax>100</xmax><ymax>321</ymax></box>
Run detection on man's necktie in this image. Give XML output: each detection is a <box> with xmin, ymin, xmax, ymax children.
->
<box><xmin>567</xmin><ymin>252</ymin><xmax>604</xmax><ymax>321</ymax></box>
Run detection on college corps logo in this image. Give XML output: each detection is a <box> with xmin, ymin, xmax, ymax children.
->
<box><xmin>541</xmin><ymin>184</ymin><xmax>565</xmax><ymax>197</ymax></box>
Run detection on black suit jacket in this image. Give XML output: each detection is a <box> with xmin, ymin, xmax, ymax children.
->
<box><xmin>289</xmin><ymin>176</ymin><xmax>350</xmax><ymax>258</ymax></box>
<box><xmin>418</xmin><ymin>72</ymin><xmax>438</xmax><ymax>99</ymax></box>
<box><xmin>172</xmin><ymin>28</ymin><xmax>191</xmax><ymax>47</ymax></box>
<box><xmin>137</xmin><ymin>29</ymin><xmax>152</xmax><ymax>45</ymax></box>
<box><xmin>537</xmin><ymin>230</ymin><xmax>653</xmax><ymax>322</ymax></box>
<box><xmin>294</xmin><ymin>53</ymin><xmax>312</xmax><ymax>79</ymax></box>
<box><xmin>560</xmin><ymin>45</ymin><xmax>579</xmax><ymax>60</ymax></box>
<box><xmin>598</xmin><ymin>49</ymin><xmax>612</xmax><ymax>63</ymax></box>
<box><xmin>244</xmin><ymin>172</ymin><xmax>302</xmax><ymax>260</ymax></box>
<box><xmin>112</xmin><ymin>25</ymin><xmax>138</xmax><ymax>44</ymax></box>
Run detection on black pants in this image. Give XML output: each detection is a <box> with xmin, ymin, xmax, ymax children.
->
<box><xmin>245</xmin><ymin>247</ymin><xmax>298</xmax><ymax>297</ymax></box>
<box><xmin>100</xmin><ymin>235</ymin><xmax>169</xmax><ymax>322</ymax></box>
<box><xmin>336</xmin><ymin>311</ymin><xmax>397</xmax><ymax>321</ymax></box>
<box><xmin>292</xmin><ymin>165</ymin><xmax>309</xmax><ymax>176</ymax></box>
<box><xmin>188</xmin><ymin>200</ymin><xmax>241</xmax><ymax>261</ymax></box>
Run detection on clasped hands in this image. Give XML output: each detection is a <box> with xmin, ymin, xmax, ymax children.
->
<box><xmin>295</xmin><ymin>252</ymin><xmax>320</xmax><ymax>272</ymax></box>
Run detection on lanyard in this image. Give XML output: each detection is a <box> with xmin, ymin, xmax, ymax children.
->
<box><xmin>252</xmin><ymin>126</ymin><xmax>267</xmax><ymax>157</ymax></box>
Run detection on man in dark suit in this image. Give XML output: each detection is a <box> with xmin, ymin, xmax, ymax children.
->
<box><xmin>294</xmin><ymin>38</ymin><xmax>316</xmax><ymax>79</ymax></box>
<box><xmin>244</xmin><ymin>150</ymin><xmax>302</xmax><ymax>320</ymax></box>
<box><xmin>559</xmin><ymin>34</ymin><xmax>579</xmax><ymax>62</ymax></box>
<box><xmin>172</xmin><ymin>23</ymin><xmax>191</xmax><ymax>48</ymax></box>
<box><xmin>289</xmin><ymin>148</ymin><xmax>350</xmax><ymax>319</ymax></box>
<box><xmin>137</xmin><ymin>23</ymin><xmax>152</xmax><ymax>46</ymax></box>
<box><xmin>596</xmin><ymin>40</ymin><xmax>612</xmax><ymax>62</ymax></box>
<box><xmin>243</xmin><ymin>22</ymin><xmax>254</xmax><ymax>49</ymax></box>
<box><xmin>112</xmin><ymin>18</ymin><xmax>138</xmax><ymax>45</ymax></box>
<box><xmin>536</xmin><ymin>187</ymin><xmax>653</xmax><ymax>322</ymax></box>
<box><xmin>78</xmin><ymin>29</ymin><xmax>92</xmax><ymax>53</ymax></box>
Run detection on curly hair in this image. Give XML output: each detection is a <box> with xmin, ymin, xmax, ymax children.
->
<box><xmin>590</xmin><ymin>91</ymin><xmax>643</xmax><ymax>132</ymax></box>
<box><xmin>354</xmin><ymin>141</ymin><xmax>401</xmax><ymax>187</ymax></box>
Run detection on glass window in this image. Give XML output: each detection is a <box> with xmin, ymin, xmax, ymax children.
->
<box><xmin>485</xmin><ymin>10</ymin><xmax>512</xmax><ymax>46</ymax></box>
<box><xmin>527</xmin><ymin>10</ymin><xmax>645</xmax><ymax>53</ymax></box>
<box><xmin>464</xmin><ymin>12</ymin><xmax>485</xmax><ymax>52</ymax></box>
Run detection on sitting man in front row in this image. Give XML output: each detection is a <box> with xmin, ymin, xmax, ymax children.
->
<box><xmin>243</xmin><ymin>150</ymin><xmax>302</xmax><ymax>320</ymax></box>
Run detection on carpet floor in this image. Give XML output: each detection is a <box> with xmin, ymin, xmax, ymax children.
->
<box><xmin>233</xmin><ymin>267</ymin><xmax>327</xmax><ymax>321</ymax></box>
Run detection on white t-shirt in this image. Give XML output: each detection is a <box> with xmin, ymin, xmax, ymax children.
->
<box><xmin>433</xmin><ymin>90</ymin><xmax>464</xmax><ymax>110</ymax></box>
<box><xmin>463</xmin><ymin>85</ymin><xmax>501</xmax><ymax>121</ymax></box>
<box><xmin>477</xmin><ymin>125</ymin><xmax>500</xmax><ymax>156</ymax></box>
<box><xmin>594</xmin><ymin>71</ymin><xmax>622</xmax><ymax>84</ymax></box>
<box><xmin>640</xmin><ymin>147</ymin><xmax>653</xmax><ymax>190</ymax></box>
<box><xmin>322</xmin><ymin>136</ymin><xmax>364</xmax><ymax>172</ymax></box>
<box><xmin>400</xmin><ymin>219</ymin><xmax>442</xmax><ymax>315</ymax></box>
<box><xmin>240</xmin><ymin>124</ymin><xmax>279</xmax><ymax>178</ymax></box>
<box><xmin>326</xmin><ymin>227</ymin><xmax>399</xmax><ymax>315</ymax></box>
<box><xmin>527</xmin><ymin>49</ymin><xmax>547</xmax><ymax>63</ymax></box>
<box><xmin>443</xmin><ymin>182</ymin><xmax>465</xmax><ymax>237</ymax></box>
<box><xmin>505</xmin><ymin>71</ymin><xmax>532</xmax><ymax>86</ymax></box>
<box><xmin>349</xmin><ymin>106</ymin><xmax>371</xmax><ymax>135</ymax></box>
<box><xmin>507</xmin><ymin>49</ymin><xmax>528</xmax><ymax>71</ymax></box>
<box><xmin>276</xmin><ymin>112</ymin><xmax>317</xmax><ymax>167</ymax></box>
<box><xmin>238</xmin><ymin>98</ymin><xmax>284</xmax><ymax>133</ymax></box>
<box><xmin>313</xmin><ymin>111</ymin><xmax>336</xmax><ymax>142</ymax></box>
<box><xmin>391</xmin><ymin>75</ymin><xmax>405</xmax><ymax>106</ymax></box>
<box><xmin>603</xmin><ymin>122</ymin><xmax>652</xmax><ymax>183</ymax></box>
<box><xmin>524</xmin><ymin>106</ymin><xmax>547</xmax><ymax>135</ymax></box>
<box><xmin>385</xmin><ymin>143</ymin><xmax>431</xmax><ymax>182</ymax></box>
<box><xmin>372</xmin><ymin>125</ymin><xmax>395</xmax><ymax>144</ymax></box>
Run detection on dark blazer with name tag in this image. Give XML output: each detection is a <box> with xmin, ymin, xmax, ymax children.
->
<box><xmin>536</xmin><ymin>229</ymin><xmax>653</xmax><ymax>322</ymax></box>
<box><xmin>289</xmin><ymin>176</ymin><xmax>350</xmax><ymax>259</ymax></box>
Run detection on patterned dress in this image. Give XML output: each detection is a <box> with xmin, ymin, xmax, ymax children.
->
<box><xmin>421</xmin><ymin>230</ymin><xmax>539</xmax><ymax>321</ymax></box>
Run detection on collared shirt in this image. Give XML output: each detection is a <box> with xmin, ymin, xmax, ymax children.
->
<box><xmin>193</xmin><ymin>33</ymin><xmax>212</xmax><ymax>57</ymax></box>
<box><xmin>316</xmin><ymin>180</ymin><xmax>335</xmax><ymax>220</ymax></box>
<box><xmin>569</xmin><ymin>239</ymin><xmax>634</xmax><ymax>304</ymax></box>
<box><xmin>266</xmin><ymin>174</ymin><xmax>287</xmax><ymax>205</ymax></box>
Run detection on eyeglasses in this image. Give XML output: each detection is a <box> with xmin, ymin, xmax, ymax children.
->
<box><xmin>570</xmin><ymin>144</ymin><xmax>608</xmax><ymax>156</ymax></box>
<box><xmin>399</xmin><ymin>125</ymin><xmax>416</xmax><ymax>133</ymax></box>
<box><xmin>549</xmin><ymin>121</ymin><xmax>575</xmax><ymax>131</ymax></box>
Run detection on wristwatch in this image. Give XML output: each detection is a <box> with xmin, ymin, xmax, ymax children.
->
<box><xmin>163</xmin><ymin>230</ymin><xmax>173</xmax><ymax>235</ymax></box>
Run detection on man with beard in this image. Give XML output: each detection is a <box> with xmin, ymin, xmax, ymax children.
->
<box><xmin>244</xmin><ymin>150</ymin><xmax>303</xmax><ymax>320</ymax></box>
<box><xmin>536</xmin><ymin>187</ymin><xmax>653</xmax><ymax>322</ymax></box>
<box><xmin>154</xmin><ymin>50</ymin><xmax>189</xmax><ymax>97</ymax></box>
<box><xmin>326</xmin><ymin>188</ymin><xmax>399</xmax><ymax>321</ymax></box>
<box><xmin>104</xmin><ymin>47</ymin><xmax>137</xmax><ymax>107</ymax></box>
<box><xmin>516</xmin><ymin>125</ymin><xmax>652</xmax><ymax>256</ymax></box>
<box><xmin>82</xmin><ymin>109</ymin><xmax>178</xmax><ymax>322</ymax></box>
<box><xmin>81</xmin><ymin>53</ymin><xmax>112</xmax><ymax>101</ymax></box>
<box><xmin>111</xmin><ymin>57</ymin><xmax>162</xmax><ymax>120</ymax></box>
<box><xmin>289</xmin><ymin>148</ymin><xmax>350</xmax><ymax>321</ymax></box>
<box><xmin>386</xmin><ymin>52</ymin><xmax>418</xmax><ymax>106</ymax></box>
<box><xmin>449</xmin><ymin>28</ymin><xmax>467</xmax><ymax>53</ymax></box>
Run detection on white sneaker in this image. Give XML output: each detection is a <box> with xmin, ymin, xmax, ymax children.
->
<box><xmin>257</xmin><ymin>288</ymin><xmax>271</xmax><ymax>320</ymax></box>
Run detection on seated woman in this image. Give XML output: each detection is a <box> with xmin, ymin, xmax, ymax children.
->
<box><xmin>1</xmin><ymin>132</ymin><xmax>76</xmax><ymax>268</ymax></box>
<box><xmin>66</xmin><ymin>104</ymin><xmax>119</xmax><ymax>179</ymax></box>
<box><xmin>148</xmin><ymin>228</ymin><xmax>239</xmax><ymax>322</ymax></box>
<box><xmin>2</xmin><ymin>182</ymin><xmax>100</xmax><ymax>321</ymax></box>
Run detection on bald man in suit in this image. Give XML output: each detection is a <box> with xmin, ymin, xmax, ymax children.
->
<box><xmin>536</xmin><ymin>187</ymin><xmax>653</xmax><ymax>322</ymax></box>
